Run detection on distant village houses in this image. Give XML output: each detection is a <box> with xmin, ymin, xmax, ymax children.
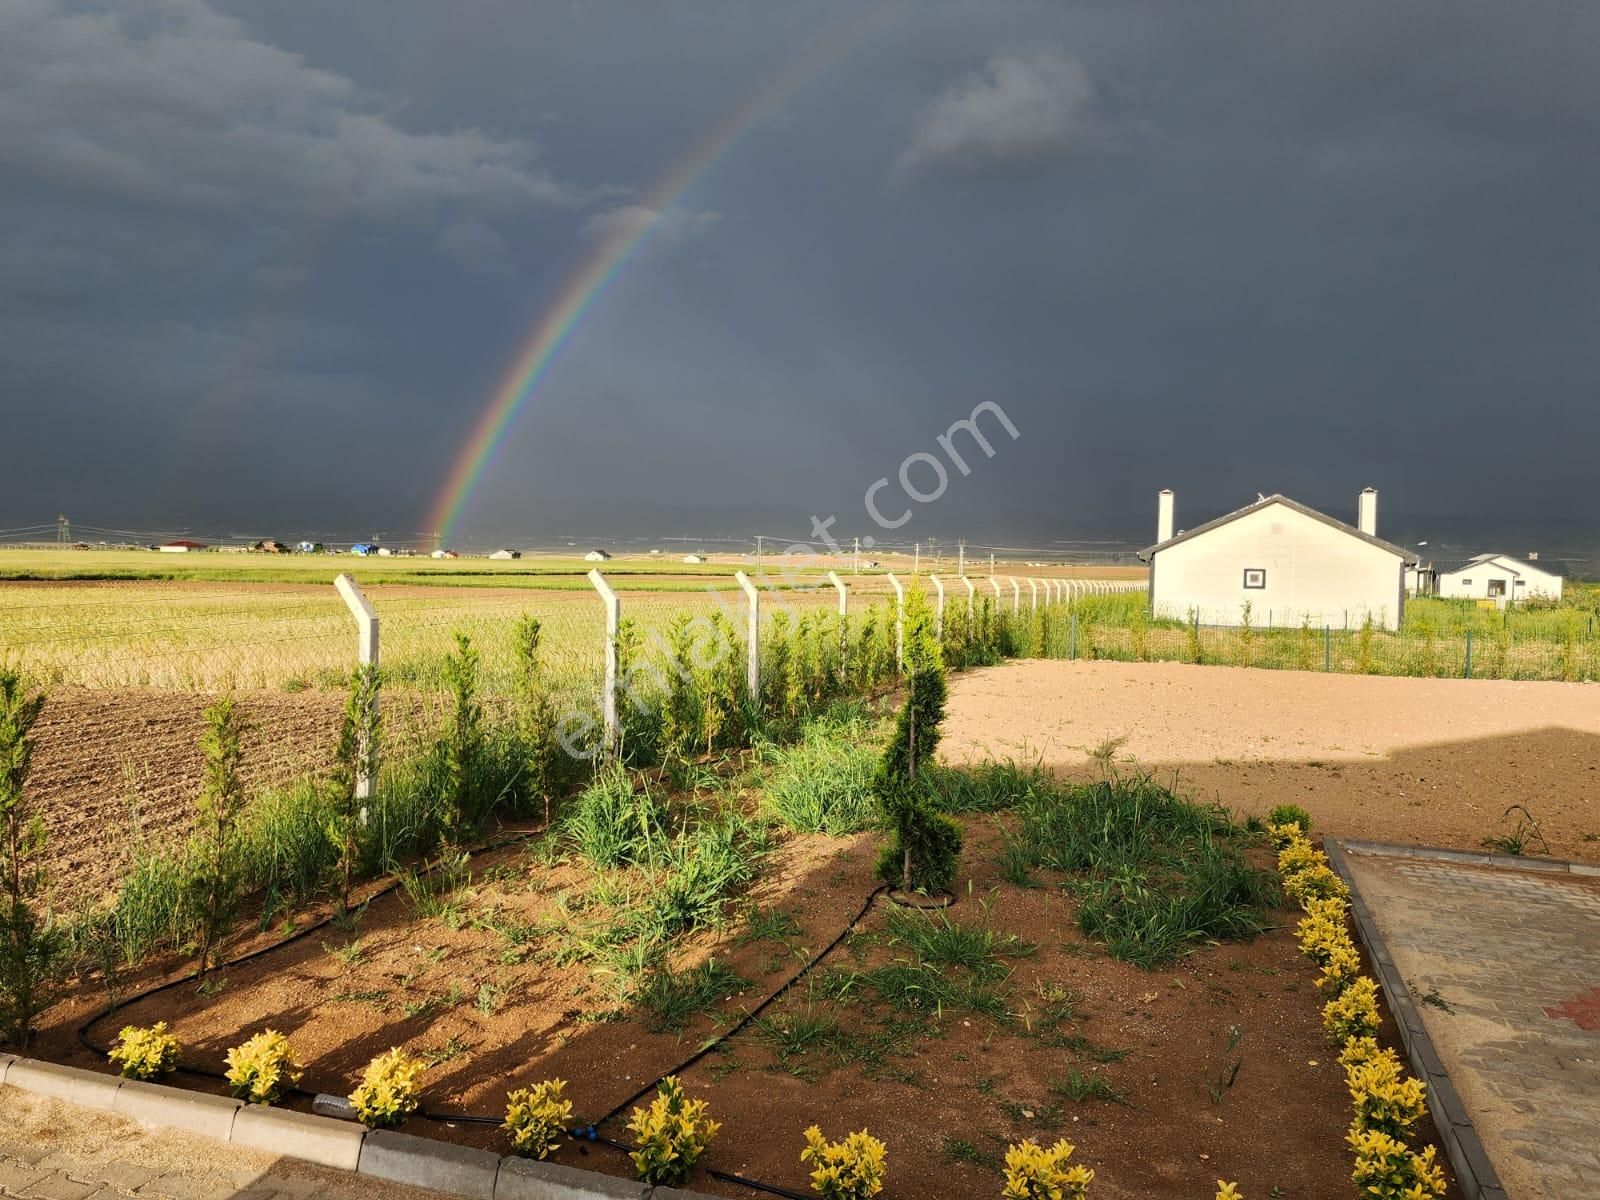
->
<box><xmin>1435</xmin><ymin>554</ymin><xmax>1565</xmax><ymax>607</ymax></box>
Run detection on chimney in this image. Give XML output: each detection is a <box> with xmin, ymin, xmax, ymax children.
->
<box><xmin>1357</xmin><ymin>487</ymin><xmax>1378</xmax><ymax>537</ymax></box>
<box><xmin>1157</xmin><ymin>489</ymin><xmax>1175</xmax><ymax>544</ymax></box>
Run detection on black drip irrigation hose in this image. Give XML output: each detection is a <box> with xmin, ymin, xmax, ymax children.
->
<box><xmin>74</xmin><ymin>826</ymin><xmax>906</xmax><ymax>1200</ymax></box>
<box><xmin>77</xmin><ymin>824</ymin><xmax>545</xmax><ymax>1057</ymax></box>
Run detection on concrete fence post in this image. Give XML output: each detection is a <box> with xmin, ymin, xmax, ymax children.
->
<box><xmin>988</xmin><ymin>576</ymin><xmax>1003</xmax><ymax>606</ymax></box>
<box><xmin>827</xmin><ymin>570</ymin><xmax>848</xmax><ymax>617</ymax></box>
<box><xmin>587</xmin><ymin>569</ymin><xmax>620</xmax><ymax>755</ymax></box>
<box><xmin>828</xmin><ymin>569</ymin><xmax>849</xmax><ymax>677</ymax></box>
<box><xmin>1464</xmin><ymin>629</ymin><xmax>1473</xmax><ymax>679</ymax></box>
<box><xmin>962</xmin><ymin>574</ymin><xmax>976</xmax><ymax>616</ymax></box>
<box><xmin>1028</xmin><ymin>578</ymin><xmax>1039</xmax><ymax>611</ymax></box>
<box><xmin>887</xmin><ymin>573</ymin><xmax>905</xmax><ymax>672</ymax></box>
<box><xmin>734</xmin><ymin>570</ymin><xmax>760</xmax><ymax>702</ymax></box>
<box><xmin>1009</xmin><ymin>577</ymin><xmax>1021</xmax><ymax>613</ymax></box>
<box><xmin>334</xmin><ymin>574</ymin><xmax>379</xmax><ymax>801</ymax></box>
<box><xmin>929</xmin><ymin>574</ymin><xmax>946</xmax><ymax>640</ymax></box>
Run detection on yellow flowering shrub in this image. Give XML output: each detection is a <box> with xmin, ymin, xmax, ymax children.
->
<box><xmin>1215</xmin><ymin>1183</ymin><xmax>1243</xmax><ymax>1200</ymax></box>
<box><xmin>224</xmin><ymin>1029</ymin><xmax>302</xmax><ymax>1105</ymax></box>
<box><xmin>1338</xmin><ymin>1036</ymin><xmax>1401</xmax><ymax>1079</ymax></box>
<box><xmin>1001</xmin><ymin>1138</ymin><xmax>1093</xmax><ymax>1200</ymax></box>
<box><xmin>627</xmin><ymin>1076</ymin><xmax>719</xmax><ymax>1186</ymax></box>
<box><xmin>1348</xmin><ymin>1060</ymin><xmax>1427</xmax><ymax>1140</ymax></box>
<box><xmin>108</xmin><ymin>1022</ymin><xmax>180</xmax><ymax>1080</ymax></box>
<box><xmin>1277</xmin><ymin>838</ymin><xmax>1326</xmax><ymax>878</ymax></box>
<box><xmin>1303</xmin><ymin>894</ymin><xmax>1349</xmax><ymax>925</ymax></box>
<box><xmin>1284</xmin><ymin>863</ymin><xmax>1349</xmax><ymax>908</ymax></box>
<box><xmin>504</xmin><ymin>1079</ymin><xmax>574</xmax><ymax>1160</ymax></box>
<box><xmin>349</xmin><ymin>1048</ymin><xmax>425</xmax><ymax>1129</ymax></box>
<box><xmin>1324</xmin><ymin>976</ymin><xmax>1381</xmax><ymax>1044</ymax></box>
<box><xmin>1266</xmin><ymin>821</ymin><xmax>1304</xmax><ymax>850</ymax></box>
<box><xmin>1316</xmin><ymin>940</ymin><xmax>1363</xmax><ymax>998</ymax></box>
<box><xmin>1295</xmin><ymin>895</ymin><xmax>1351</xmax><ymax>959</ymax></box>
<box><xmin>1347</xmin><ymin>1129</ymin><xmax>1446</xmax><ymax>1199</ymax></box>
<box><xmin>800</xmin><ymin>1125</ymin><xmax>888</xmax><ymax>1199</ymax></box>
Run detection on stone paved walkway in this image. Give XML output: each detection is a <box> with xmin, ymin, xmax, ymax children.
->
<box><xmin>0</xmin><ymin>1090</ymin><xmax>435</xmax><ymax>1200</ymax></box>
<box><xmin>1344</xmin><ymin>851</ymin><xmax>1600</xmax><ymax>1200</ymax></box>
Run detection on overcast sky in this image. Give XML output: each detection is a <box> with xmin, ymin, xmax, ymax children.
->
<box><xmin>4</xmin><ymin>1</ymin><xmax>1597</xmax><ymax>548</ymax></box>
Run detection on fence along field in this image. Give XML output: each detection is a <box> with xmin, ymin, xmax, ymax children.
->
<box><xmin>1083</xmin><ymin>588</ymin><xmax>1600</xmax><ymax>682</ymax></box>
<box><xmin>6</xmin><ymin>560</ymin><xmax>1593</xmax><ymax>907</ymax></box>
<box><xmin>1</xmin><ymin>565</ymin><xmax>1137</xmax><ymax>902</ymax></box>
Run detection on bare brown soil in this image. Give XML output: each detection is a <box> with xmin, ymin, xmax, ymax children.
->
<box><xmin>39</xmin><ymin>815</ymin><xmax>1445</xmax><ymax>1200</ymax></box>
<box><xmin>29</xmin><ymin>687</ymin><xmax>458</xmax><ymax>901</ymax></box>
<box><xmin>943</xmin><ymin>660</ymin><xmax>1600</xmax><ymax>861</ymax></box>
<box><xmin>29</xmin><ymin>687</ymin><xmax>341</xmax><ymax>900</ymax></box>
<box><xmin>30</xmin><ymin>657</ymin><xmax>1562</xmax><ymax>1197</ymax></box>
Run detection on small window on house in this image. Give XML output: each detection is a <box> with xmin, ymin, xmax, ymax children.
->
<box><xmin>1514</xmin><ymin>579</ymin><xmax>1526</xmax><ymax>587</ymax></box>
<box><xmin>1488</xmin><ymin>580</ymin><xmax>1506</xmax><ymax>597</ymax></box>
<box><xmin>1461</xmin><ymin>579</ymin><xmax>1472</xmax><ymax>586</ymax></box>
<box><xmin>1242</xmin><ymin>568</ymin><xmax>1266</xmax><ymax>589</ymax></box>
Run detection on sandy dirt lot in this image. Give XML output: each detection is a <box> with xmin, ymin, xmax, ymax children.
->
<box><xmin>942</xmin><ymin>660</ymin><xmax>1600</xmax><ymax>861</ymax></box>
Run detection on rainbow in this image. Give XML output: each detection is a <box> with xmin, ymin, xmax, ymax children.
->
<box><xmin>426</xmin><ymin>14</ymin><xmax>886</xmax><ymax>546</ymax></box>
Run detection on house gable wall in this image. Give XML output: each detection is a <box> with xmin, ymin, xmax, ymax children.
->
<box><xmin>1151</xmin><ymin>501</ymin><xmax>1405</xmax><ymax>629</ymax></box>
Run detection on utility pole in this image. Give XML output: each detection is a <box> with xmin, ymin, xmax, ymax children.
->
<box><xmin>56</xmin><ymin>514</ymin><xmax>69</xmax><ymax>548</ymax></box>
<box><xmin>853</xmin><ymin>536</ymin><xmax>860</xmax><ymax>574</ymax></box>
<box><xmin>755</xmin><ymin>534</ymin><xmax>763</xmax><ymax>563</ymax></box>
<box><xmin>958</xmin><ymin>540</ymin><xmax>965</xmax><ymax>576</ymax></box>
<box><xmin>989</xmin><ymin>552</ymin><xmax>995</xmax><ymax>575</ymax></box>
<box><xmin>914</xmin><ymin>543</ymin><xmax>920</xmax><ymax>572</ymax></box>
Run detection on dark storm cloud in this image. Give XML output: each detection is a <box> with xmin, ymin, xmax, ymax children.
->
<box><xmin>3</xmin><ymin>0</ymin><xmax>1598</xmax><ymax>549</ymax></box>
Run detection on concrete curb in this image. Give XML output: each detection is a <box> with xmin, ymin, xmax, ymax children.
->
<box><xmin>1</xmin><ymin>1058</ymin><xmax>713</xmax><ymax>1199</ymax></box>
<box><xmin>499</xmin><ymin>1156</ymin><xmax>648</xmax><ymax>1199</ymax></box>
<box><xmin>232</xmin><ymin>1103</ymin><xmax>364</xmax><ymax>1170</ymax></box>
<box><xmin>112</xmin><ymin>1077</ymin><xmax>241</xmax><ymax>1140</ymax></box>
<box><xmin>5</xmin><ymin>1059</ymin><xmax>123</xmax><ymax>1111</ymax></box>
<box><xmin>1326</xmin><ymin>838</ymin><xmax>1510</xmax><ymax>1200</ymax></box>
<box><xmin>360</xmin><ymin>1128</ymin><xmax>500</xmax><ymax>1198</ymax></box>
<box><xmin>1335</xmin><ymin>836</ymin><xmax>1600</xmax><ymax>877</ymax></box>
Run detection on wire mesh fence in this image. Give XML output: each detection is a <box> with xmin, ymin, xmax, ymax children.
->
<box><xmin>3</xmin><ymin>570</ymin><xmax>1090</xmax><ymax>899</ymax></box>
<box><xmin>1068</xmin><ymin>598</ymin><xmax>1600</xmax><ymax>682</ymax></box>
<box><xmin>29</xmin><ymin>572</ymin><xmax>1585</xmax><ymax>906</ymax></box>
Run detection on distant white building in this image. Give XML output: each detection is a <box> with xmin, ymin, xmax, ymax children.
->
<box><xmin>488</xmin><ymin>548</ymin><xmax>522</xmax><ymax>560</ymax></box>
<box><xmin>682</xmin><ymin>553</ymin><xmax>706</xmax><ymax>564</ymax></box>
<box><xmin>1437</xmin><ymin>554</ymin><xmax>1564</xmax><ymax>607</ymax></box>
<box><xmin>1141</xmin><ymin>488</ymin><xmax>1416</xmax><ymax>631</ymax></box>
<box><xmin>156</xmin><ymin>539</ymin><xmax>207</xmax><ymax>553</ymax></box>
<box><xmin>584</xmin><ymin>549</ymin><xmax>612</xmax><ymax>562</ymax></box>
<box><xmin>431</xmin><ymin>549</ymin><xmax>458</xmax><ymax>559</ymax></box>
